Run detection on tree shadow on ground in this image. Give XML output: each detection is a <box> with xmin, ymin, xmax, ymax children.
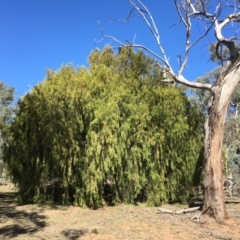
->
<box><xmin>0</xmin><ymin>192</ymin><xmax>46</xmax><ymax>239</ymax></box>
<box><xmin>61</xmin><ymin>228</ymin><xmax>99</xmax><ymax>240</ymax></box>
<box><xmin>225</xmin><ymin>195</ymin><xmax>240</xmax><ymax>205</ymax></box>
<box><xmin>61</xmin><ymin>228</ymin><xmax>89</xmax><ymax>240</ymax></box>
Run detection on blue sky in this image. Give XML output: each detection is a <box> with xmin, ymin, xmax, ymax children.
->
<box><xmin>0</xmin><ymin>0</ymin><xmax>219</xmax><ymax>100</ymax></box>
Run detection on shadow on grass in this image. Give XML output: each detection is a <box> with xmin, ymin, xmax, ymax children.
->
<box><xmin>0</xmin><ymin>192</ymin><xmax>46</xmax><ymax>239</ymax></box>
<box><xmin>225</xmin><ymin>201</ymin><xmax>240</xmax><ymax>204</ymax></box>
<box><xmin>61</xmin><ymin>228</ymin><xmax>98</xmax><ymax>240</ymax></box>
<box><xmin>61</xmin><ymin>228</ymin><xmax>89</xmax><ymax>240</ymax></box>
<box><xmin>225</xmin><ymin>196</ymin><xmax>240</xmax><ymax>205</ymax></box>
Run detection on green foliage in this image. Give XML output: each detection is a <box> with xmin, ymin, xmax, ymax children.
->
<box><xmin>209</xmin><ymin>42</ymin><xmax>240</xmax><ymax>64</ymax></box>
<box><xmin>224</xmin><ymin>116</ymin><xmax>240</xmax><ymax>182</ymax></box>
<box><xmin>0</xmin><ymin>81</ymin><xmax>14</xmax><ymax>179</ymax></box>
<box><xmin>3</xmin><ymin>47</ymin><xmax>204</xmax><ymax>207</ymax></box>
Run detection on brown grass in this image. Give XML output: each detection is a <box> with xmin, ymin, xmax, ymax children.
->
<box><xmin>0</xmin><ymin>183</ymin><xmax>240</xmax><ymax>240</ymax></box>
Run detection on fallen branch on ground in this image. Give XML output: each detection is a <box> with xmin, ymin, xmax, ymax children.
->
<box><xmin>157</xmin><ymin>206</ymin><xmax>200</xmax><ymax>214</ymax></box>
<box><xmin>157</xmin><ymin>206</ymin><xmax>204</xmax><ymax>222</ymax></box>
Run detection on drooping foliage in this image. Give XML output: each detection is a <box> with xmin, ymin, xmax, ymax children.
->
<box><xmin>3</xmin><ymin>47</ymin><xmax>204</xmax><ymax>207</ymax></box>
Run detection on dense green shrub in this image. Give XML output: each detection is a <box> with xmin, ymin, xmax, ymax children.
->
<box><xmin>3</xmin><ymin>48</ymin><xmax>204</xmax><ymax>207</ymax></box>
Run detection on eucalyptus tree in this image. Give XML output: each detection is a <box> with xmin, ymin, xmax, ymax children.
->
<box><xmin>98</xmin><ymin>0</ymin><xmax>240</xmax><ymax>220</ymax></box>
<box><xmin>192</xmin><ymin>57</ymin><xmax>240</xmax><ymax>184</ymax></box>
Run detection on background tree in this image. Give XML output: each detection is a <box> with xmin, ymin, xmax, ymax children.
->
<box><xmin>3</xmin><ymin>48</ymin><xmax>204</xmax><ymax>207</ymax></box>
<box><xmin>224</xmin><ymin>115</ymin><xmax>240</xmax><ymax>182</ymax></box>
<box><xmin>223</xmin><ymin>83</ymin><xmax>240</xmax><ymax>183</ymax></box>
<box><xmin>97</xmin><ymin>0</ymin><xmax>240</xmax><ymax>220</ymax></box>
<box><xmin>0</xmin><ymin>81</ymin><xmax>14</xmax><ymax>180</ymax></box>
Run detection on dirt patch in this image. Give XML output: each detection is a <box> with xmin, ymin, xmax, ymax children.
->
<box><xmin>0</xmin><ymin>184</ymin><xmax>240</xmax><ymax>240</ymax></box>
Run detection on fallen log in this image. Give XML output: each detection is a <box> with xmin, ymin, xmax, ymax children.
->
<box><xmin>157</xmin><ymin>206</ymin><xmax>200</xmax><ymax>214</ymax></box>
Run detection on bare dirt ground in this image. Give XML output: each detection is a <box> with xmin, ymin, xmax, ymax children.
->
<box><xmin>0</xmin><ymin>184</ymin><xmax>240</xmax><ymax>240</ymax></box>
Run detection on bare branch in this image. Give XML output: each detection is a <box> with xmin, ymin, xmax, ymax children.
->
<box><xmin>165</xmin><ymin>75</ymin><xmax>213</xmax><ymax>92</ymax></box>
<box><xmin>174</xmin><ymin>1</ymin><xmax>240</xmax><ymax>83</ymax></box>
<box><xmin>178</xmin><ymin>2</ymin><xmax>192</xmax><ymax>74</ymax></box>
<box><xmin>157</xmin><ymin>206</ymin><xmax>200</xmax><ymax>214</ymax></box>
<box><xmin>213</xmin><ymin>12</ymin><xmax>240</xmax><ymax>81</ymax></box>
<box><xmin>128</xmin><ymin>0</ymin><xmax>157</xmax><ymax>37</ymax></box>
<box><xmin>96</xmin><ymin>20</ymin><xmax>214</xmax><ymax>92</ymax></box>
<box><xmin>128</xmin><ymin>0</ymin><xmax>173</xmax><ymax>71</ymax></box>
<box><xmin>169</xmin><ymin>19</ymin><xmax>183</xmax><ymax>29</ymax></box>
<box><xmin>215</xmin><ymin>12</ymin><xmax>240</xmax><ymax>42</ymax></box>
<box><xmin>186</xmin><ymin>0</ymin><xmax>217</xmax><ymax>19</ymax></box>
<box><xmin>188</xmin><ymin>21</ymin><xmax>214</xmax><ymax>50</ymax></box>
<box><xmin>125</xmin><ymin>7</ymin><xmax>139</xmax><ymax>23</ymax></box>
<box><xmin>96</xmin><ymin>1</ymin><xmax>217</xmax><ymax>92</ymax></box>
<box><xmin>214</xmin><ymin>1</ymin><xmax>222</xmax><ymax>16</ymax></box>
<box><xmin>95</xmin><ymin>21</ymin><xmax>173</xmax><ymax>70</ymax></box>
<box><xmin>173</xmin><ymin>1</ymin><xmax>212</xmax><ymax>76</ymax></box>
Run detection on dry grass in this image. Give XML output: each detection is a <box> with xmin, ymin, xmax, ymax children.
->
<box><xmin>0</xmin><ymin>183</ymin><xmax>240</xmax><ymax>240</ymax></box>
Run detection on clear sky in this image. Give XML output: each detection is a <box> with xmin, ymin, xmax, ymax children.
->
<box><xmin>0</xmin><ymin>0</ymin><xmax>219</xmax><ymax>100</ymax></box>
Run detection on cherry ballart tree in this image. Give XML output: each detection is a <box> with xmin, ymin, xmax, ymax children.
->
<box><xmin>97</xmin><ymin>0</ymin><xmax>240</xmax><ymax>220</ymax></box>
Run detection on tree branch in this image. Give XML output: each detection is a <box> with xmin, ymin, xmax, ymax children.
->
<box><xmin>213</xmin><ymin>12</ymin><xmax>240</xmax><ymax>82</ymax></box>
<box><xmin>127</xmin><ymin>0</ymin><xmax>173</xmax><ymax>72</ymax></box>
<box><xmin>157</xmin><ymin>206</ymin><xmax>200</xmax><ymax>214</ymax></box>
<box><xmin>95</xmin><ymin>21</ymin><xmax>171</xmax><ymax>68</ymax></box>
<box><xmin>164</xmin><ymin>75</ymin><xmax>213</xmax><ymax>91</ymax></box>
<box><xmin>96</xmin><ymin>20</ymin><xmax>213</xmax><ymax>91</ymax></box>
<box><xmin>215</xmin><ymin>12</ymin><xmax>240</xmax><ymax>42</ymax></box>
<box><xmin>96</xmin><ymin>1</ymin><xmax>240</xmax><ymax>92</ymax></box>
<box><xmin>174</xmin><ymin>0</ymin><xmax>218</xmax><ymax>76</ymax></box>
